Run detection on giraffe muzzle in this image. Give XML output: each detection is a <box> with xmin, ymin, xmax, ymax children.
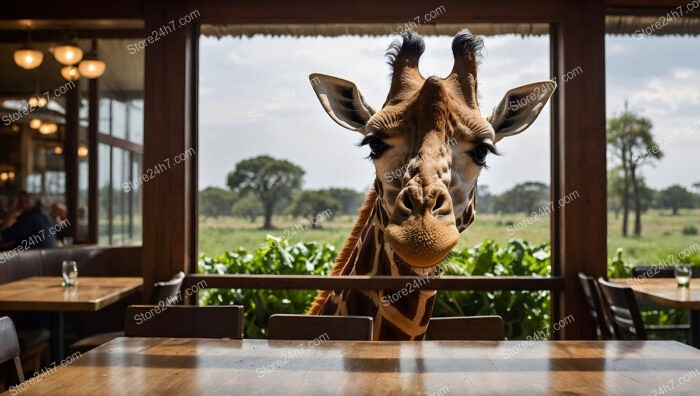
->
<box><xmin>385</xmin><ymin>187</ymin><xmax>459</xmax><ymax>267</ymax></box>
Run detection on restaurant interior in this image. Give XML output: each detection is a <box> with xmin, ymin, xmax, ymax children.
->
<box><xmin>1</xmin><ymin>1</ymin><xmax>699</xmax><ymax>394</ymax></box>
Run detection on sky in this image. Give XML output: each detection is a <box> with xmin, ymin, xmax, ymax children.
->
<box><xmin>198</xmin><ymin>33</ymin><xmax>700</xmax><ymax>194</ymax></box>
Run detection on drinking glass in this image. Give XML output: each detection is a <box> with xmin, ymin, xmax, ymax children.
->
<box><xmin>674</xmin><ymin>263</ymin><xmax>692</xmax><ymax>288</ymax></box>
<box><xmin>62</xmin><ymin>260</ymin><xmax>78</xmax><ymax>287</ymax></box>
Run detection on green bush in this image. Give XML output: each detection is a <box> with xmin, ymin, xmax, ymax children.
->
<box><xmin>199</xmin><ymin>237</ymin><xmax>554</xmax><ymax>339</ymax></box>
<box><xmin>682</xmin><ymin>225</ymin><xmax>698</xmax><ymax>235</ymax></box>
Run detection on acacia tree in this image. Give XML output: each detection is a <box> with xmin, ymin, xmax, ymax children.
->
<box><xmin>657</xmin><ymin>185</ymin><xmax>696</xmax><ymax>215</ymax></box>
<box><xmin>607</xmin><ymin>103</ymin><xmax>662</xmax><ymax>237</ymax></box>
<box><xmin>226</xmin><ymin>155</ymin><xmax>304</xmax><ymax>229</ymax></box>
<box><xmin>199</xmin><ymin>187</ymin><xmax>236</xmax><ymax>219</ymax></box>
<box><xmin>288</xmin><ymin>190</ymin><xmax>340</xmax><ymax>229</ymax></box>
<box><xmin>231</xmin><ymin>195</ymin><xmax>263</xmax><ymax>223</ymax></box>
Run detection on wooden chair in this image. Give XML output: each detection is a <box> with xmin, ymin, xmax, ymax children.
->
<box><xmin>69</xmin><ymin>272</ymin><xmax>187</xmax><ymax>353</ymax></box>
<box><xmin>153</xmin><ymin>271</ymin><xmax>186</xmax><ymax>304</ymax></box>
<box><xmin>578</xmin><ymin>273</ymin><xmax>613</xmax><ymax>339</ymax></box>
<box><xmin>0</xmin><ymin>317</ymin><xmax>24</xmax><ymax>388</ymax></box>
<box><xmin>124</xmin><ymin>306</ymin><xmax>244</xmax><ymax>339</ymax></box>
<box><xmin>630</xmin><ymin>266</ymin><xmax>692</xmax><ymax>339</ymax></box>
<box><xmin>597</xmin><ymin>279</ymin><xmax>646</xmax><ymax>340</ymax></box>
<box><xmin>268</xmin><ymin>315</ymin><xmax>373</xmax><ymax>340</ymax></box>
<box><xmin>424</xmin><ymin>316</ymin><xmax>505</xmax><ymax>341</ymax></box>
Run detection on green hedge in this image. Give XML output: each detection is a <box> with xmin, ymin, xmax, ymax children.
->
<box><xmin>199</xmin><ymin>237</ymin><xmax>556</xmax><ymax>339</ymax></box>
<box><xmin>198</xmin><ymin>237</ymin><xmax>688</xmax><ymax>339</ymax></box>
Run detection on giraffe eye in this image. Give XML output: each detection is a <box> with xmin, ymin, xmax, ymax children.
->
<box><xmin>470</xmin><ymin>144</ymin><xmax>493</xmax><ymax>166</ymax></box>
<box><xmin>360</xmin><ymin>135</ymin><xmax>390</xmax><ymax>159</ymax></box>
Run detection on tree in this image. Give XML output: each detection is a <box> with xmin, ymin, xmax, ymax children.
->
<box><xmin>657</xmin><ymin>185</ymin><xmax>696</xmax><ymax>215</ymax></box>
<box><xmin>607</xmin><ymin>102</ymin><xmax>662</xmax><ymax>237</ymax></box>
<box><xmin>288</xmin><ymin>190</ymin><xmax>341</xmax><ymax>228</ymax></box>
<box><xmin>231</xmin><ymin>195</ymin><xmax>263</xmax><ymax>223</ymax></box>
<box><xmin>607</xmin><ymin>168</ymin><xmax>625</xmax><ymax>219</ymax></box>
<box><xmin>693</xmin><ymin>182</ymin><xmax>700</xmax><ymax>194</ymax></box>
<box><xmin>199</xmin><ymin>187</ymin><xmax>236</xmax><ymax>219</ymax></box>
<box><xmin>492</xmin><ymin>182</ymin><xmax>549</xmax><ymax>214</ymax></box>
<box><xmin>324</xmin><ymin>188</ymin><xmax>365</xmax><ymax>215</ymax></box>
<box><xmin>476</xmin><ymin>184</ymin><xmax>495</xmax><ymax>213</ymax></box>
<box><xmin>226</xmin><ymin>155</ymin><xmax>304</xmax><ymax>229</ymax></box>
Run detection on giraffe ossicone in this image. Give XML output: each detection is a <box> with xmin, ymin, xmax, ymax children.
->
<box><xmin>307</xmin><ymin>29</ymin><xmax>556</xmax><ymax>340</ymax></box>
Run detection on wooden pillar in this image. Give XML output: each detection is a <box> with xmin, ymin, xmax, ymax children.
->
<box><xmin>64</xmin><ymin>79</ymin><xmax>80</xmax><ymax>241</ymax></box>
<box><xmin>552</xmin><ymin>0</ymin><xmax>607</xmax><ymax>339</ymax></box>
<box><xmin>88</xmin><ymin>78</ymin><xmax>99</xmax><ymax>244</ymax></box>
<box><xmin>142</xmin><ymin>1</ymin><xmax>197</xmax><ymax>302</ymax></box>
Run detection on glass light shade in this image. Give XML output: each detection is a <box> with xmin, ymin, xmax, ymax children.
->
<box><xmin>11</xmin><ymin>124</ymin><xmax>20</xmax><ymax>133</ymax></box>
<box><xmin>0</xmin><ymin>173</ymin><xmax>7</xmax><ymax>182</ymax></box>
<box><xmin>28</xmin><ymin>96</ymin><xmax>47</xmax><ymax>108</ymax></box>
<box><xmin>29</xmin><ymin>118</ymin><xmax>42</xmax><ymax>129</ymax></box>
<box><xmin>60</xmin><ymin>65</ymin><xmax>80</xmax><ymax>81</ymax></box>
<box><xmin>8</xmin><ymin>172</ymin><xmax>14</xmax><ymax>180</ymax></box>
<box><xmin>78</xmin><ymin>59</ymin><xmax>106</xmax><ymax>79</ymax></box>
<box><xmin>77</xmin><ymin>145</ymin><xmax>89</xmax><ymax>157</ymax></box>
<box><xmin>13</xmin><ymin>48</ymin><xmax>43</xmax><ymax>70</ymax></box>
<box><xmin>38</xmin><ymin>122</ymin><xmax>58</xmax><ymax>135</ymax></box>
<box><xmin>53</xmin><ymin>44</ymin><xmax>83</xmax><ymax>65</ymax></box>
<box><xmin>54</xmin><ymin>146</ymin><xmax>63</xmax><ymax>155</ymax></box>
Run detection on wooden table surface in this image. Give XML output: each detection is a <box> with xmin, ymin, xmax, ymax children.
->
<box><xmin>0</xmin><ymin>276</ymin><xmax>143</xmax><ymax>311</ymax></box>
<box><xmin>6</xmin><ymin>338</ymin><xmax>700</xmax><ymax>395</ymax></box>
<box><xmin>612</xmin><ymin>278</ymin><xmax>700</xmax><ymax>310</ymax></box>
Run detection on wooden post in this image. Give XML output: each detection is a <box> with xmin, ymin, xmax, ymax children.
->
<box><xmin>552</xmin><ymin>0</ymin><xmax>607</xmax><ymax>339</ymax></box>
<box><xmin>64</xmin><ymin>79</ymin><xmax>80</xmax><ymax>241</ymax></box>
<box><xmin>142</xmin><ymin>1</ymin><xmax>197</xmax><ymax>302</ymax></box>
<box><xmin>88</xmin><ymin>78</ymin><xmax>99</xmax><ymax>244</ymax></box>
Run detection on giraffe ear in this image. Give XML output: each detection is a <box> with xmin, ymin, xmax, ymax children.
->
<box><xmin>309</xmin><ymin>73</ymin><xmax>377</xmax><ymax>134</ymax></box>
<box><xmin>487</xmin><ymin>81</ymin><xmax>556</xmax><ymax>142</ymax></box>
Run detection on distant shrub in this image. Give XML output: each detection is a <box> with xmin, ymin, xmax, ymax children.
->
<box><xmin>682</xmin><ymin>225</ymin><xmax>698</xmax><ymax>235</ymax></box>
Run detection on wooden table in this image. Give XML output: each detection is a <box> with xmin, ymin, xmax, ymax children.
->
<box><xmin>0</xmin><ymin>277</ymin><xmax>143</xmax><ymax>360</ymax></box>
<box><xmin>5</xmin><ymin>338</ymin><xmax>700</xmax><ymax>395</ymax></box>
<box><xmin>614</xmin><ymin>278</ymin><xmax>700</xmax><ymax>347</ymax></box>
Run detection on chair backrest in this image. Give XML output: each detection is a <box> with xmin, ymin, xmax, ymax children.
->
<box><xmin>268</xmin><ymin>315</ymin><xmax>373</xmax><ymax>341</ymax></box>
<box><xmin>578</xmin><ymin>273</ymin><xmax>613</xmax><ymax>339</ymax></box>
<box><xmin>597</xmin><ymin>278</ymin><xmax>647</xmax><ymax>340</ymax></box>
<box><xmin>424</xmin><ymin>316</ymin><xmax>505</xmax><ymax>341</ymax></box>
<box><xmin>632</xmin><ymin>266</ymin><xmax>676</xmax><ymax>279</ymax></box>
<box><xmin>151</xmin><ymin>271</ymin><xmax>186</xmax><ymax>305</ymax></box>
<box><xmin>124</xmin><ymin>306</ymin><xmax>244</xmax><ymax>339</ymax></box>
<box><xmin>0</xmin><ymin>316</ymin><xmax>24</xmax><ymax>384</ymax></box>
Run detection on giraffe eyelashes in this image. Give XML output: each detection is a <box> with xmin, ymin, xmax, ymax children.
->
<box><xmin>469</xmin><ymin>144</ymin><xmax>498</xmax><ymax>167</ymax></box>
<box><xmin>360</xmin><ymin>135</ymin><xmax>391</xmax><ymax>159</ymax></box>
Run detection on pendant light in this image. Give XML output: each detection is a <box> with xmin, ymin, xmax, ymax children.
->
<box><xmin>60</xmin><ymin>65</ymin><xmax>80</xmax><ymax>81</ymax></box>
<box><xmin>13</xmin><ymin>30</ymin><xmax>43</xmax><ymax>70</ymax></box>
<box><xmin>38</xmin><ymin>122</ymin><xmax>58</xmax><ymax>135</ymax></box>
<box><xmin>27</xmin><ymin>71</ymin><xmax>47</xmax><ymax>108</ymax></box>
<box><xmin>78</xmin><ymin>40</ymin><xmax>106</xmax><ymax>79</ymax></box>
<box><xmin>29</xmin><ymin>118</ymin><xmax>42</xmax><ymax>129</ymax></box>
<box><xmin>53</xmin><ymin>29</ymin><xmax>83</xmax><ymax>66</ymax></box>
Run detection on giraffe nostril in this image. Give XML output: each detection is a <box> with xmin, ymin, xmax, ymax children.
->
<box><xmin>432</xmin><ymin>194</ymin><xmax>445</xmax><ymax>213</ymax></box>
<box><xmin>402</xmin><ymin>192</ymin><xmax>413</xmax><ymax>212</ymax></box>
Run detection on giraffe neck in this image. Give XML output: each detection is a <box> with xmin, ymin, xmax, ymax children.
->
<box><xmin>318</xmin><ymin>182</ymin><xmax>440</xmax><ymax>340</ymax></box>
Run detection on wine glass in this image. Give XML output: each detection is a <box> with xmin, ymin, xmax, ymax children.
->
<box><xmin>62</xmin><ymin>260</ymin><xmax>78</xmax><ymax>287</ymax></box>
<box><xmin>674</xmin><ymin>263</ymin><xmax>692</xmax><ymax>288</ymax></box>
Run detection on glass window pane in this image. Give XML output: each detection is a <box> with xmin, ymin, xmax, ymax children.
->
<box><xmin>111</xmin><ymin>101</ymin><xmax>127</xmax><ymax>140</ymax></box>
<box><xmin>98</xmin><ymin>144</ymin><xmax>111</xmax><ymax>245</ymax></box>
<box><xmin>128</xmin><ymin>99</ymin><xmax>144</xmax><ymax>144</ymax></box>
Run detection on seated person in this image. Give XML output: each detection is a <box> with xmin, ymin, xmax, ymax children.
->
<box><xmin>0</xmin><ymin>191</ymin><xmax>56</xmax><ymax>249</ymax></box>
<box><xmin>51</xmin><ymin>202</ymin><xmax>72</xmax><ymax>244</ymax></box>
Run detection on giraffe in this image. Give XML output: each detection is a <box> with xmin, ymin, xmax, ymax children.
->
<box><xmin>307</xmin><ymin>29</ymin><xmax>555</xmax><ymax>340</ymax></box>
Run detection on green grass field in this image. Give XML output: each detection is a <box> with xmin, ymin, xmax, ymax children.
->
<box><xmin>198</xmin><ymin>209</ymin><xmax>700</xmax><ymax>265</ymax></box>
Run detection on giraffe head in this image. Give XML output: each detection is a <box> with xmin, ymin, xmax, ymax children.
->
<box><xmin>310</xmin><ymin>29</ymin><xmax>555</xmax><ymax>268</ymax></box>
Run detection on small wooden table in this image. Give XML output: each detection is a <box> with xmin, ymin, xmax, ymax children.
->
<box><xmin>5</xmin><ymin>338</ymin><xmax>700</xmax><ymax>395</ymax></box>
<box><xmin>614</xmin><ymin>278</ymin><xmax>700</xmax><ymax>347</ymax></box>
<box><xmin>0</xmin><ymin>276</ymin><xmax>143</xmax><ymax>360</ymax></box>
